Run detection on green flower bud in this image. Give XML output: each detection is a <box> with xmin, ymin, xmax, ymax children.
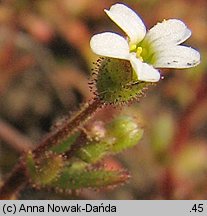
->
<box><xmin>75</xmin><ymin>114</ymin><xmax>143</xmax><ymax>163</ymax></box>
<box><xmin>107</xmin><ymin>115</ymin><xmax>144</xmax><ymax>153</ymax></box>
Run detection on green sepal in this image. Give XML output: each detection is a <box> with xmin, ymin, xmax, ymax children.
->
<box><xmin>95</xmin><ymin>58</ymin><xmax>149</xmax><ymax>104</ymax></box>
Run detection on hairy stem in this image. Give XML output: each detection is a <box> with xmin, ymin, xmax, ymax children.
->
<box><xmin>0</xmin><ymin>97</ymin><xmax>104</xmax><ymax>199</ymax></box>
<box><xmin>33</xmin><ymin>98</ymin><xmax>103</xmax><ymax>156</ymax></box>
<box><xmin>64</xmin><ymin>130</ymin><xmax>88</xmax><ymax>159</ymax></box>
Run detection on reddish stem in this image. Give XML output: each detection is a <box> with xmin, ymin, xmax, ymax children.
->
<box><xmin>0</xmin><ymin>98</ymin><xmax>103</xmax><ymax>199</ymax></box>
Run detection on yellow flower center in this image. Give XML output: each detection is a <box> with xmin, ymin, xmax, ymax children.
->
<box><xmin>130</xmin><ymin>44</ymin><xmax>143</xmax><ymax>61</ymax></box>
<box><xmin>136</xmin><ymin>47</ymin><xmax>143</xmax><ymax>61</ymax></box>
<box><xmin>129</xmin><ymin>41</ymin><xmax>156</xmax><ymax>65</ymax></box>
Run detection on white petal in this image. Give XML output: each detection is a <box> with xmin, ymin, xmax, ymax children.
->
<box><xmin>90</xmin><ymin>32</ymin><xmax>130</xmax><ymax>59</ymax></box>
<box><xmin>129</xmin><ymin>54</ymin><xmax>160</xmax><ymax>82</ymax></box>
<box><xmin>104</xmin><ymin>3</ymin><xmax>146</xmax><ymax>44</ymax></box>
<box><xmin>144</xmin><ymin>19</ymin><xmax>191</xmax><ymax>50</ymax></box>
<box><xmin>154</xmin><ymin>46</ymin><xmax>200</xmax><ymax>68</ymax></box>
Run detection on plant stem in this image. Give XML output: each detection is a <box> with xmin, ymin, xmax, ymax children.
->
<box><xmin>33</xmin><ymin>98</ymin><xmax>103</xmax><ymax>157</ymax></box>
<box><xmin>64</xmin><ymin>130</ymin><xmax>88</xmax><ymax>159</ymax></box>
<box><xmin>0</xmin><ymin>97</ymin><xmax>104</xmax><ymax>199</ymax></box>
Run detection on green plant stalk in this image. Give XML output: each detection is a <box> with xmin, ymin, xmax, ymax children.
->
<box><xmin>0</xmin><ymin>98</ymin><xmax>103</xmax><ymax>199</ymax></box>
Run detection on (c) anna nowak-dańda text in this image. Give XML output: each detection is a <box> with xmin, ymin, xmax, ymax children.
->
<box><xmin>18</xmin><ymin>203</ymin><xmax>117</xmax><ymax>213</ymax></box>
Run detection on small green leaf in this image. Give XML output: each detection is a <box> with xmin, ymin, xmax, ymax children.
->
<box><xmin>49</xmin><ymin>165</ymin><xmax>129</xmax><ymax>190</ymax></box>
<box><xmin>51</xmin><ymin>132</ymin><xmax>80</xmax><ymax>154</ymax></box>
<box><xmin>25</xmin><ymin>151</ymin><xmax>64</xmax><ymax>186</ymax></box>
<box><xmin>26</xmin><ymin>151</ymin><xmax>37</xmax><ymax>179</ymax></box>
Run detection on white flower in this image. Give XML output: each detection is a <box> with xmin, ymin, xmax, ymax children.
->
<box><xmin>90</xmin><ymin>3</ymin><xmax>200</xmax><ymax>82</ymax></box>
